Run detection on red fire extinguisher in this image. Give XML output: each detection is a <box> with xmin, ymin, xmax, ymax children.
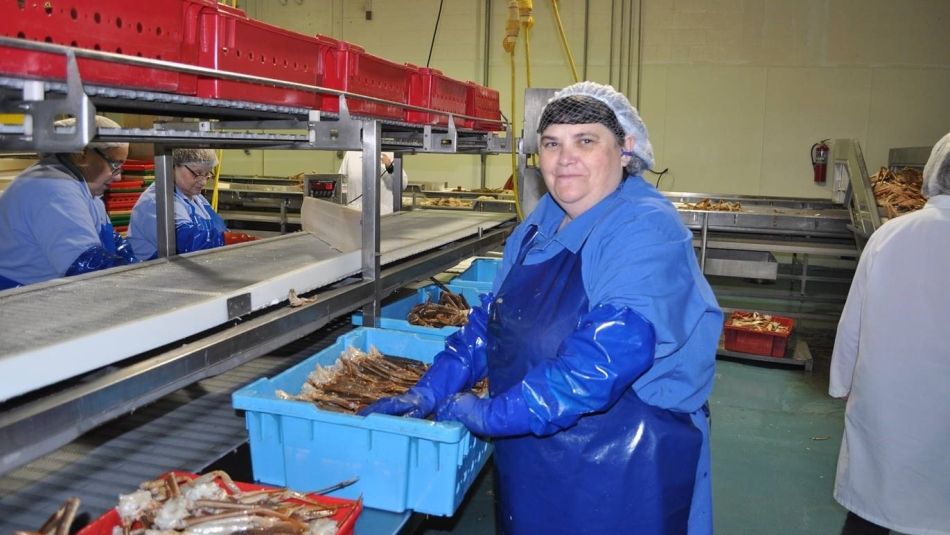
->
<box><xmin>811</xmin><ymin>139</ymin><xmax>830</xmax><ymax>184</ymax></box>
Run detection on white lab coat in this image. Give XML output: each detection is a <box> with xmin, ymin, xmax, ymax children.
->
<box><xmin>337</xmin><ymin>151</ymin><xmax>408</xmax><ymax>215</ymax></box>
<box><xmin>829</xmin><ymin>195</ymin><xmax>950</xmax><ymax>534</ymax></box>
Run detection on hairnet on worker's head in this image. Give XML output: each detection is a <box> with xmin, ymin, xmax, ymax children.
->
<box><xmin>173</xmin><ymin>148</ymin><xmax>218</xmax><ymax>169</ymax></box>
<box><xmin>537</xmin><ymin>81</ymin><xmax>654</xmax><ymax>174</ymax></box>
<box><xmin>53</xmin><ymin>115</ymin><xmax>127</xmax><ymax>150</ymax></box>
<box><xmin>922</xmin><ymin>132</ymin><xmax>950</xmax><ymax>198</ymax></box>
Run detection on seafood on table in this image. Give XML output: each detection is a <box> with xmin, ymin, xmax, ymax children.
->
<box><xmin>726</xmin><ymin>311</ymin><xmax>790</xmax><ymax>334</ymax></box>
<box><xmin>278</xmin><ymin>346</ymin><xmax>487</xmax><ymax>415</ymax></box>
<box><xmin>680</xmin><ymin>198</ymin><xmax>743</xmax><ymax>212</ymax></box>
<box><xmin>114</xmin><ymin>471</ymin><xmax>359</xmax><ymax>535</ymax></box>
<box><xmin>870</xmin><ymin>166</ymin><xmax>926</xmax><ymax>218</ymax></box>
<box><xmin>408</xmin><ymin>287</ymin><xmax>470</xmax><ymax>328</ymax></box>
<box><xmin>420</xmin><ymin>197</ymin><xmax>473</xmax><ymax>208</ymax></box>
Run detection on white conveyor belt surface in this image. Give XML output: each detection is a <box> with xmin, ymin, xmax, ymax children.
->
<box><xmin>0</xmin><ymin>210</ymin><xmax>512</xmax><ymax>401</ymax></box>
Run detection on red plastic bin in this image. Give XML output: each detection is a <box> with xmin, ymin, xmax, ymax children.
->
<box><xmin>76</xmin><ymin>471</ymin><xmax>362</xmax><ymax>535</ymax></box>
<box><xmin>121</xmin><ymin>160</ymin><xmax>155</xmax><ymax>172</ymax></box>
<box><xmin>723</xmin><ymin>311</ymin><xmax>795</xmax><ymax>357</ymax></box>
<box><xmin>466</xmin><ymin>82</ymin><xmax>502</xmax><ymax>131</ymax></box>
<box><xmin>109</xmin><ymin>179</ymin><xmax>144</xmax><ymax>190</ymax></box>
<box><xmin>318</xmin><ymin>40</ymin><xmax>413</xmax><ymax>120</ymax></box>
<box><xmin>196</xmin><ymin>5</ymin><xmax>333</xmax><ymax>107</ymax></box>
<box><xmin>406</xmin><ymin>66</ymin><xmax>470</xmax><ymax>127</ymax></box>
<box><xmin>104</xmin><ymin>192</ymin><xmax>141</xmax><ymax>211</ymax></box>
<box><xmin>0</xmin><ymin>0</ymin><xmax>209</xmax><ymax>93</ymax></box>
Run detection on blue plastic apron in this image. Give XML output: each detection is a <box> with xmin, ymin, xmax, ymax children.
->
<box><xmin>488</xmin><ymin>226</ymin><xmax>702</xmax><ymax>535</ymax></box>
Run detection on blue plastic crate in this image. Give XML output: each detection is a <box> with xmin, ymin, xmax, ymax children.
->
<box><xmin>351</xmin><ymin>283</ymin><xmax>485</xmax><ymax>336</ymax></box>
<box><xmin>231</xmin><ymin>327</ymin><xmax>492</xmax><ymax>516</ymax></box>
<box><xmin>453</xmin><ymin>257</ymin><xmax>500</xmax><ymax>284</ymax></box>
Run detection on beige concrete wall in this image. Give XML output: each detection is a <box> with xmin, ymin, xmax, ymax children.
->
<box><xmin>639</xmin><ymin>0</ymin><xmax>950</xmax><ymax>196</ymax></box>
<box><xmin>233</xmin><ymin>0</ymin><xmax>950</xmax><ymax>197</ymax></box>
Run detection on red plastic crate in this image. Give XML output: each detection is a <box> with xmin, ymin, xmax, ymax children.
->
<box><xmin>76</xmin><ymin>471</ymin><xmax>361</xmax><ymax>535</ymax></box>
<box><xmin>318</xmin><ymin>40</ymin><xmax>413</xmax><ymax>120</ymax></box>
<box><xmin>109</xmin><ymin>179</ymin><xmax>144</xmax><ymax>190</ymax></box>
<box><xmin>0</xmin><ymin>0</ymin><xmax>208</xmax><ymax>93</ymax></box>
<box><xmin>121</xmin><ymin>160</ymin><xmax>155</xmax><ymax>171</ymax></box>
<box><xmin>723</xmin><ymin>311</ymin><xmax>795</xmax><ymax>357</ymax></box>
<box><xmin>406</xmin><ymin>66</ymin><xmax>470</xmax><ymax>127</ymax></box>
<box><xmin>466</xmin><ymin>82</ymin><xmax>502</xmax><ymax>131</ymax></box>
<box><xmin>104</xmin><ymin>192</ymin><xmax>141</xmax><ymax>211</ymax></box>
<box><xmin>196</xmin><ymin>5</ymin><xmax>332</xmax><ymax>107</ymax></box>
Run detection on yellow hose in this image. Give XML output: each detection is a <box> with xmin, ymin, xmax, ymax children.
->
<box><xmin>210</xmin><ymin>149</ymin><xmax>223</xmax><ymax>211</ymax></box>
<box><xmin>550</xmin><ymin>0</ymin><xmax>579</xmax><ymax>82</ymax></box>
<box><xmin>503</xmin><ymin>0</ymin><xmax>534</xmax><ymax>220</ymax></box>
<box><xmin>503</xmin><ymin>0</ymin><xmax>520</xmax><ymax>53</ymax></box>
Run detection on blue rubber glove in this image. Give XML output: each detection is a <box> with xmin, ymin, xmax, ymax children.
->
<box><xmin>436</xmin><ymin>304</ymin><xmax>656</xmax><ymax>437</ymax></box>
<box><xmin>360</xmin><ymin>293</ymin><xmax>493</xmax><ymax>418</ymax></box>
<box><xmin>176</xmin><ymin>223</ymin><xmax>225</xmax><ymax>254</ymax></box>
<box><xmin>435</xmin><ymin>389</ymin><xmax>533</xmax><ymax>438</ymax></box>
<box><xmin>65</xmin><ymin>245</ymin><xmax>131</xmax><ymax>276</ymax></box>
<box><xmin>112</xmin><ymin>231</ymin><xmax>141</xmax><ymax>264</ymax></box>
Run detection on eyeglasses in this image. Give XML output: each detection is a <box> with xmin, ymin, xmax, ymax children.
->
<box><xmin>92</xmin><ymin>147</ymin><xmax>124</xmax><ymax>176</ymax></box>
<box><xmin>182</xmin><ymin>164</ymin><xmax>214</xmax><ymax>181</ymax></box>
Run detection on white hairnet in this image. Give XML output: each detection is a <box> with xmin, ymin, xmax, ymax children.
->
<box><xmin>547</xmin><ymin>81</ymin><xmax>654</xmax><ymax>172</ymax></box>
<box><xmin>53</xmin><ymin>115</ymin><xmax>127</xmax><ymax>150</ymax></box>
<box><xmin>922</xmin><ymin>132</ymin><xmax>950</xmax><ymax>198</ymax></box>
<box><xmin>173</xmin><ymin>148</ymin><xmax>218</xmax><ymax>168</ymax></box>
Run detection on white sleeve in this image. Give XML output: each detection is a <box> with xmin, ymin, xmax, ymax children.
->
<box><xmin>829</xmin><ymin>250</ymin><xmax>870</xmax><ymax>397</ymax></box>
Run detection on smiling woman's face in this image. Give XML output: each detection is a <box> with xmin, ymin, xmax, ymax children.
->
<box><xmin>539</xmin><ymin>122</ymin><xmax>632</xmax><ymax>220</ymax></box>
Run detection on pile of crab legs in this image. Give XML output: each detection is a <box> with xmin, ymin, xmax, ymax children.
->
<box><xmin>16</xmin><ymin>471</ymin><xmax>360</xmax><ymax>535</ymax></box>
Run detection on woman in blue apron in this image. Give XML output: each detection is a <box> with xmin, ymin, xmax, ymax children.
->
<box><xmin>0</xmin><ymin>116</ymin><xmax>138</xmax><ymax>290</ymax></box>
<box><xmin>362</xmin><ymin>82</ymin><xmax>722</xmax><ymax>534</ymax></box>
<box><xmin>127</xmin><ymin>148</ymin><xmax>227</xmax><ymax>260</ymax></box>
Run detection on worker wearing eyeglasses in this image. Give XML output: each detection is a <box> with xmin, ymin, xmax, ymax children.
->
<box><xmin>126</xmin><ymin>148</ymin><xmax>228</xmax><ymax>260</ymax></box>
<box><xmin>0</xmin><ymin>115</ymin><xmax>139</xmax><ymax>290</ymax></box>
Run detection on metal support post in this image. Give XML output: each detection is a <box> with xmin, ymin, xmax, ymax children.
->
<box><xmin>700</xmin><ymin>212</ymin><xmax>710</xmax><ymax>272</ymax></box>
<box><xmin>392</xmin><ymin>154</ymin><xmax>403</xmax><ymax>212</ymax></box>
<box><xmin>360</xmin><ymin>120</ymin><xmax>382</xmax><ymax>327</ymax></box>
<box><xmin>154</xmin><ymin>147</ymin><xmax>176</xmax><ymax>258</ymax></box>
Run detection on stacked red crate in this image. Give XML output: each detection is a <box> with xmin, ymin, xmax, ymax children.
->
<box><xmin>0</xmin><ymin>0</ymin><xmax>209</xmax><ymax>93</ymax></box>
<box><xmin>318</xmin><ymin>40</ymin><xmax>414</xmax><ymax>120</ymax></box>
<box><xmin>0</xmin><ymin>2</ymin><xmax>503</xmax><ymax>129</ymax></box>
<box><xmin>405</xmin><ymin>66</ymin><xmax>470</xmax><ymax>128</ymax></box>
<box><xmin>467</xmin><ymin>82</ymin><xmax>502</xmax><ymax>131</ymax></box>
<box><xmin>195</xmin><ymin>4</ymin><xmax>336</xmax><ymax>107</ymax></box>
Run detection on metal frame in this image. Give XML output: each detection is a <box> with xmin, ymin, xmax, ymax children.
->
<box><xmin>0</xmin><ymin>38</ymin><xmax>515</xmax><ymax>476</ymax></box>
<box><xmin>0</xmin><ymin>226</ymin><xmax>507</xmax><ymax>475</ymax></box>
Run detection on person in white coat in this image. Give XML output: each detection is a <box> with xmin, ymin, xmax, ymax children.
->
<box><xmin>337</xmin><ymin>151</ymin><xmax>408</xmax><ymax>215</ymax></box>
<box><xmin>829</xmin><ymin>132</ymin><xmax>950</xmax><ymax>535</ymax></box>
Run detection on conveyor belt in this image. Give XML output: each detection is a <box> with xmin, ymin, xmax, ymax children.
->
<box><xmin>0</xmin><ymin>211</ymin><xmax>513</xmax><ymax>401</ymax></box>
<box><xmin>0</xmin><ymin>319</ymin><xmax>353</xmax><ymax>532</ymax></box>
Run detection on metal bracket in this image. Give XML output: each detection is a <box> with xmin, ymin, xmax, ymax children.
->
<box><xmin>487</xmin><ymin>126</ymin><xmax>513</xmax><ymax>153</ymax></box>
<box><xmin>6</xmin><ymin>50</ymin><xmax>96</xmax><ymax>152</ymax></box>
<box><xmin>307</xmin><ymin>95</ymin><xmax>361</xmax><ymax>150</ymax></box>
<box><xmin>422</xmin><ymin>120</ymin><xmax>458</xmax><ymax>153</ymax></box>
<box><xmin>226</xmin><ymin>293</ymin><xmax>252</xmax><ymax>319</ymax></box>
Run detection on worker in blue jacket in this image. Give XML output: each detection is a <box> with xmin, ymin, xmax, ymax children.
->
<box><xmin>127</xmin><ymin>148</ymin><xmax>227</xmax><ymax>260</ymax></box>
<box><xmin>0</xmin><ymin>116</ymin><xmax>138</xmax><ymax>290</ymax></box>
<box><xmin>362</xmin><ymin>82</ymin><xmax>722</xmax><ymax>534</ymax></box>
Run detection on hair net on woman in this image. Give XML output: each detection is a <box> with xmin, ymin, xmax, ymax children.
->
<box><xmin>922</xmin><ymin>132</ymin><xmax>950</xmax><ymax>198</ymax></box>
<box><xmin>52</xmin><ymin>115</ymin><xmax>126</xmax><ymax>150</ymax></box>
<box><xmin>537</xmin><ymin>81</ymin><xmax>654</xmax><ymax>175</ymax></box>
<box><xmin>173</xmin><ymin>148</ymin><xmax>218</xmax><ymax>168</ymax></box>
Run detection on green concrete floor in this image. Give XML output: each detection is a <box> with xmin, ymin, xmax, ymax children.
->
<box><xmin>415</xmin><ymin>331</ymin><xmax>851</xmax><ymax>534</ymax></box>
